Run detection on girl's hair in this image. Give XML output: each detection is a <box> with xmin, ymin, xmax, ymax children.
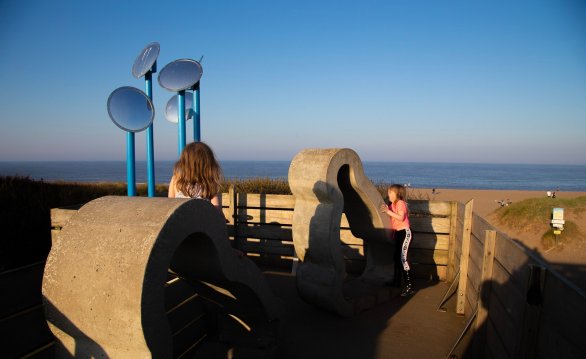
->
<box><xmin>173</xmin><ymin>142</ymin><xmax>223</xmax><ymax>199</ymax></box>
<box><xmin>388</xmin><ymin>184</ymin><xmax>407</xmax><ymax>202</ymax></box>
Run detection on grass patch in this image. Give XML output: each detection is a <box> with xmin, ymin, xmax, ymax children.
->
<box><xmin>541</xmin><ymin>220</ymin><xmax>583</xmax><ymax>251</ymax></box>
<box><xmin>221</xmin><ymin>177</ymin><xmax>291</xmax><ymax>195</ymax></box>
<box><xmin>494</xmin><ymin>196</ymin><xmax>586</xmax><ymax>232</ymax></box>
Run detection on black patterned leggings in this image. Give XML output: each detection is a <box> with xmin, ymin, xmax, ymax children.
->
<box><xmin>394</xmin><ymin>228</ymin><xmax>412</xmax><ymax>273</ymax></box>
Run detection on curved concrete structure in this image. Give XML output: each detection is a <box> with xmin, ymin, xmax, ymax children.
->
<box><xmin>42</xmin><ymin>196</ymin><xmax>279</xmax><ymax>358</ymax></box>
<box><xmin>288</xmin><ymin>148</ymin><xmax>394</xmax><ymax>316</ymax></box>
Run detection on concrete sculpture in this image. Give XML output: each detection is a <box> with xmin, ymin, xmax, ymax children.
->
<box><xmin>42</xmin><ymin>196</ymin><xmax>279</xmax><ymax>357</ymax></box>
<box><xmin>288</xmin><ymin>148</ymin><xmax>394</xmax><ymax>316</ymax></box>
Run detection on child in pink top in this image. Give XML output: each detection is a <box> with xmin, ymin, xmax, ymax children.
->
<box><xmin>380</xmin><ymin>184</ymin><xmax>415</xmax><ymax>296</ymax></box>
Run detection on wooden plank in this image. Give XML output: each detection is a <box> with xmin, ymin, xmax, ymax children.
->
<box><xmin>167</xmin><ymin>294</ymin><xmax>205</xmax><ymax>335</ymax></box>
<box><xmin>50</xmin><ymin>207</ymin><xmax>78</xmax><ymax>228</ymax></box>
<box><xmin>20</xmin><ymin>342</ymin><xmax>55</xmax><ymax>359</ymax></box>
<box><xmin>457</xmin><ymin>202</ymin><xmax>466</xmax><ymax>223</ymax></box>
<box><xmin>236</xmin><ymin>193</ymin><xmax>295</xmax><ymax>209</ymax></box>
<box><xmin>234</xmin><ymin>224</ymin><xmax>293</xmax><ymax>241</ymax></box>
<box><xmin>409</xmin><ymin>217</ymin><xmax>451</xmax><ymax>234</ymax></box>
<box><xmin>494</xmin><ymin>234</ymin><xmax>530</xmax><ymax>278</ymax></box>
<box><xmin>538</xmin><ymin>271</ymin><xmax>586</xmax><ymax>355</ymax></box>
<box><xmin>0</xmin><ymin>306</ymin><xmax>54</xmax><ymax>358</ymax></box>
<box><xmin>240</xmin><ymin>241</ymin><xmax>296</xmax><ymax>257</ymax></box>
<box><xmin>173</xmin><ymin>315</ymin><xmax>207</xmax><ymax>358</ymax></box>
<box><xmin>407</xmin><ymin>200</ymin><xmax>452</xmax><ymax>216</ymax></box>
<box><xmin>469</xmin><ymin>234</ymin><xmax>484</xmax><ymax>275</ymax></box>
<box><xmin>165</xmin><ymin>277</ymin><xmax>198</xmax><ymax>312</ymax></box>
<box><xmin>447</xmin><ymin>201</ymin><xmax>458</xmax><ymax>282</ymax></box>
<box><xmin>536</xmin><ymin>323</ymin><xmax>586</xmax><ymax>359</ymax></box>
<box><xmin>490</xmin><ymin>261</ymin><xmax>525</xmax><ymax>331</ymax></box>
<box><xmin>0</xmin><ymin>261</ymin><xmax>45</xmax><ymax>319</ymax></box>
<box><xmin>409</xmin><ymin>249</ymin><xmax>449</xmax><ymax>266</ymax></box>
<box><xmin>235</xmin><ymin>208</ymin><xmax>294</xmax><ymax>225</ymax></box>
<box><xmin>473</xmin><ymin>230</ymin><xmax>497</xmax><ymax>352</ymax></box>
<box><xmin>228</xmin><ymin>186</ymin><xmax>236</xmax><ymax>225</ymax></box>
<box><xmin>409</xmin><ymin>233</ymin><xmax>450</xmax><ymax>251</ymax></box>
<box><xmin>486</xmin><ymin>317</ymin><xmax>512</xmax><ymax>359</ymax></box>
<box><xmin>340</xmin><ymin>230</ymin><xmax>364</xmax><ymax>246</ymax></box>
<box><xmin>466</xmin><ymin>276</ymin><xmax>478</xmax><ymax>312</ymax></box>
<box><xmin>456</xmin><ymin>199</ymin><xmax>474</xmax><ymax>315</ymax></box>
<box><xmin>235</xmin><ymin>207</ymin><xmax>452</xmax><ymax>231</ymax></box>
<box><xmin>488</xmin><ymin>291</ymin><xmax>523</xmax><ymax>356</ymax></box>
<box><xmin>471</xmin><ymin>214</ymin><xmax>492</xmax><ymax>243</ymax></box>
<box><xmin>246</xmin><ymin>252</ymin><xmax>294</xmax><ymax>270</ymax></box>
<box><xmin>411</xmin><ymin>263</ymin><xmax>447</xmax><ymax>281</ymax></box>
<box><xmin>466</xmin><ymin>256</ymin><xmax>482</xmax><ymax>292</ymax></box>
<box><xmin>465</xmin><ymin>294</ymin><xmax>474</xmax><ymax>321</ymax></box>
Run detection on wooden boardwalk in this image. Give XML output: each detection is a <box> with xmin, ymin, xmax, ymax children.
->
<box><xmin>264</xmin><ymin>272</ymin><xmax>466</xmax><ymax>359</ymax></box>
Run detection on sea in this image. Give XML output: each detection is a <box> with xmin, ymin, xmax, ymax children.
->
<box><xmin>0</xmin><ymin>161</ymin><xmax>585</xmax><ymax>191</ymax></box>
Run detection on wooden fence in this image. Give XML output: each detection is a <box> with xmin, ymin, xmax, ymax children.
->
<box><xmin>2</xmin><ymin>191</ymin><xmax>585</xmax><ymax>358</ymax></box>
<box><xmin>449</xmin><ymin>203</ymin><xmax>586</xmax><ymax>359</ymax></box>
<box><xmin>219</xmin><ymin>189</ymin><xmax>454</xmax><ymax>280</ymax></box>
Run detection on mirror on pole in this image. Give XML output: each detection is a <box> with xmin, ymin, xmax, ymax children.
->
<box><xmin>107</xmin><ymin>87</ymin><xmax>154</xmax><ymax>133</ymax></box>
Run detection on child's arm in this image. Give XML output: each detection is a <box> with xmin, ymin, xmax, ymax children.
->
<box><xmin>168</xmin><ymin>176</ymin><xmax>176</xmax><ymax>198</ymax></box>
<box><xmin>380</xmin><ymin>202</ymin><xmax>407</xmax><ymax>221</ymax></box>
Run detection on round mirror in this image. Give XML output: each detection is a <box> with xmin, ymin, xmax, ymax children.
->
<box><xmin>165</xmin><ymin>92</ymin><xmax>195</xmax><ymax>123</ymax></box>
<box><xmin>158</xmin><ymin>59</ymin><xmax>203</xmax><ymax>92</ymax></box>
<box><xmin>132</xmin><ymin>42</ymin><xmax>160</xmax><ymax>79</ymax></box>
<box><xmin>107</xmin><ymin>87</ymin><xmax>155</xmax><ymax>132</ymax></box>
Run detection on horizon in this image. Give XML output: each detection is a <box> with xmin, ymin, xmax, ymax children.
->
<box><xmin>1</xmin><ymin>1</ymin><xmax>585</xmax><ymax>164</ymax></box>
<box><xmin>1</xmin><ymin>158</ymin><xmax>586</xmax><ymax>167</ymax></box>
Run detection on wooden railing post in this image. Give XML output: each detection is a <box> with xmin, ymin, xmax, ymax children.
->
<box><xmin>447</xmin><ymin>201</ymin><xmax>458</xmax><ymax>282</ymax></box>
<box><xmin>456</xmin><ymin>199</ymin><xmax>474</xmax><ymax>315</ymax></box>
<box><xmin>228</xmin><ymin>185</ymin><xmax>236</xmax><ymax>225</ymax></box>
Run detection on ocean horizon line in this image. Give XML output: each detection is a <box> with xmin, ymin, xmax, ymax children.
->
<box><xmin>2</xmin><ymin>159</ymin><xmax>586</xmax><ymax>167</ymax></box>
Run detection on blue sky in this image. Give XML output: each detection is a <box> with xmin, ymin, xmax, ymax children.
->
<box><xmin>0</xmin><ymin>0</ymin><xmax>584</xmax><ymax>164</ymax></box>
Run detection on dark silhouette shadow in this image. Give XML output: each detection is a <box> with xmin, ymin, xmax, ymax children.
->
<box><xmin>453</xmin><ymin>238</ymin><xmax>586</xmax><ymax>359</ymax></box>
<box><xmin>42</xmin><ymin>297</ymin><xmax>108</xmax><ymax>358</ymax></box>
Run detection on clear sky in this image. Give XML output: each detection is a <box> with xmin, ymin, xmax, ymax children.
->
<box><xmin>0</xmin><ymin>0</ymin><xmax>584</xmax><ymax>164</ymax></box>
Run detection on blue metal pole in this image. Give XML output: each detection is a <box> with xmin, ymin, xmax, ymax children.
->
<box><xmin>193</xmin><ymin>82</ymin><xmax>201</xmax><ymax>142</ymax></box>
<box><xmin>145</xmin><ymin>72</ymin><xmax>155</xmax><ymax>197</ymax></box>
<box><xmin>126</xmin><ymin>131</ymin><xmax>136</xmax><ymax>196</ymax></box>
<box><xmin>178</xmin><ymin>90</ymin><xmax>186</xmax><ymax>155</ymax></box>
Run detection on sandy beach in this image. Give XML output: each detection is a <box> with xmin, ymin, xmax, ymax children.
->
<box><xmin>411</xmin><ymin>188</ymin><xmax>584</xmax><ymax>217</ymax></box>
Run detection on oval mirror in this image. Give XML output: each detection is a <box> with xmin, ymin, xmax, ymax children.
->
<box><xmin>165</xmin><ymin>92</ymin><xmax>195</xmax><ymax>123</ymax></box>
<box><xmin>107</xmin><ymin>87</ymin><xmax>155</xmax><ymax>132</ymax></box>
<box><xmin>132</xmin><ymin>42</ymin><xmax>160</xmax><ymax>79</ymax></box>
<box><xmin>158</xmin><ymin>59</ymin><xmax>203</xmax><ymax>92</ymax></box>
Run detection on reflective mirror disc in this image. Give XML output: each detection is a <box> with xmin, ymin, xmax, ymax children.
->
<box><xmin>165</xmin><ymin>92</ymin><xmax>195</xmax><ymax>123</ymax></box>
<box><xmin>107</xmin><ymin>86</ymin><xmax>154</xmax><ymax>132</ymax></box>
<box><xmin>158</xmin><ymin>59</ymin><xmax>203</xmax><ymax>92</ymax></box>
<box><xmin>132</xmin><ymin>42</ymin><xmax>160</xmax><ymax>79</ymax></box>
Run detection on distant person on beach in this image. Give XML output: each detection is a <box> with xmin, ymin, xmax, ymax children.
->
<box><xmin>432</xmin><ymin>188</ymin><xmax>436</xmax><ymax>195</ymax></box>
<box><xmin>168</xmin><ymin>142</ymin><xmax>223</xmax><ymax>212</ymax></box>
<box><xmin>380</xmin><ymin>184</ymin><xmax>415</xmax><ymax>296</ymax></box>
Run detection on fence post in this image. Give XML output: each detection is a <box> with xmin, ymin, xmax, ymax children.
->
<box><xmin>447</xmin><ymin>201</ymin><xmax>458</xmax><ymax>282</ymax></box>
<box><xmin>456</xmin><ymin>199</ymin><xmax>474</xmax><ymax>315</ymax></box>
<box><xmin>228</xmin><ymin>185</ymin><xmax>235</xmax><ymax>225</ymax></box>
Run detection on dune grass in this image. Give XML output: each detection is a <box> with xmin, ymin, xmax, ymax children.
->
<box><xmin>494</xmin><ymin>196</ymin><xmax>586</xmax><ymax>248</ymax></box>
<box><xmin>494</xmin><ymin>196</ymin><xmax>586</xmax><ymax>231</ymax></box>
<box><xmin>541</xmin><ymin>220</ymin><xmax>582</xmax><ymax>251</ymax></box>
